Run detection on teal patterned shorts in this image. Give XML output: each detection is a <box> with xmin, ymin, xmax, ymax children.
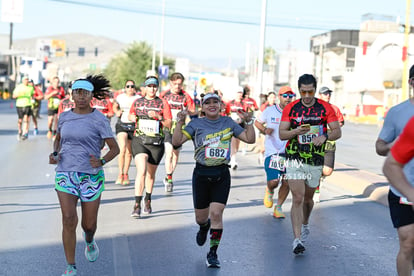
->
<box><xmin>55</xmin><ymin>170</ymin><xmax>105</xmax><ymax>202</ymax></box>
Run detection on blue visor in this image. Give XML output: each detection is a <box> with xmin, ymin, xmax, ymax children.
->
<box><xmin>72</xmin><ymin>80</ymin><xmax>94</xmax><ymax>92</ymax></box>
<box><xmin>144</xmin><ymin>77</ymin><xmax>159</xmax><ymax>87</ymax></box>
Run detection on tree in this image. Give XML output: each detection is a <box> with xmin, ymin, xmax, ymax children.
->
<box><xmin>264</xmin><ymin>47</ymin><xmax>276</xmax><ymax>65</ymax></box>
<box><xmin>104</xmin><ymin>41</ymin><xmax>175</xmax><ymax>90</ymax></box>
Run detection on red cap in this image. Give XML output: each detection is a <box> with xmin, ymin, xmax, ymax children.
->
<box><xmin>278</xmin><ymin>86</ymin><xmax>294</xmax><ymax>95</ymax></box>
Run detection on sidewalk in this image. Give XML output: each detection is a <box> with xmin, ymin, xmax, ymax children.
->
<box><xmin>326</xmin><ymin>162</ymin><xmax>389</xmax><ymax>206</ymax></box>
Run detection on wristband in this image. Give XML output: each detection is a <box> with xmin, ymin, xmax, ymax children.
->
<box><xmin>100</xmin><ymin>158</ymin><xmax>106</xmax><ymax>166</ymax></box>
<box><xmin>323</xmin><ymin>133</ymin><xmax>329</xmax><ymax>140</ymax></box>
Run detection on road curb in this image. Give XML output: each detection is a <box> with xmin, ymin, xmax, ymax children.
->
<box><xmin>328</xmin><ymin>163</ymin><xmax>389</xmax><ymax>207</ymax></box>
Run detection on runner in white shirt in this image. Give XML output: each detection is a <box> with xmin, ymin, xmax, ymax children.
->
<box><xmin>254</xmin><ymin>86</ymin><xmax>295</xmax><ymax>218</ymax></box>
<box><xmin>113</xmin><ymin>80</ymin><xmax>141</xmax><ymax>185</ymax></box>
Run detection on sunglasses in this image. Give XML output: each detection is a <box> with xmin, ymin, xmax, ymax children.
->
<box><xmin>72</xmin><ymin>89</ymin><xmax>92</xmax><ymax>96</ymax></box>
<box><xmin>281</xmin><ymin>93</ymin><xmax>295</xmax><ymax>98</ymax></box>
<box><xmin>299</xmin><ymin>89</ymin><xmax>315</xmax><ymax>95</ymax></box>
<box><xmin>126</xmin><ymin>85</ymin><xmax>135</xmax><ymax>88</ymax></box>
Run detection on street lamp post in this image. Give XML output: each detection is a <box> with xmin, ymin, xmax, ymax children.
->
<box><xmin>401</xmin><ymin>0</ymin><xmax>411</xmax><ymax>101</ymax></box>
<box><xmin>256</xmin><ymin>0</ymin><xmax>267</xmax><ymax>97</ymax></box>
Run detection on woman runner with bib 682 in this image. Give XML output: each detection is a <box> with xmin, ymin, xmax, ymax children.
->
<box><xmin>172</xmin><ymin>92</ymin><xmax>255</xmax><ymax>268</ymax></box>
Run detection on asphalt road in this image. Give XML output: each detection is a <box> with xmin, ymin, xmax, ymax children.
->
<box><xmin>0</xmin><ymin>100</ymin><xmax>401</xmax><ymax>276</ymax></box>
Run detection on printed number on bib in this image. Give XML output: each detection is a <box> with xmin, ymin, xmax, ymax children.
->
<box><xmin>298</xmin><ymin>126</ymin><xmax>320</xmax><ymax>145</ymax></box>
<box><xmin>400</xmin><ymin>197</ymin><xmax>413</xmax><ymax>205</ymax></box>
<box><xmin>171</xmin><ymin>109</ymin><xmax>180</xmax><ymax>120</ymax></box>
<box><xmin>269</xmin><ymin>155</ymin><xmax>286</xmax><ymax>171</ymax></box>
<box><xmin>139</xmin><ymin>119</ymin><xmax>159</xmax><ymax>135</ymax></box>
<box><xmin>205</xmin><ymin>147</ymin><xmax>228</xmax><ymax>159</ymax></box>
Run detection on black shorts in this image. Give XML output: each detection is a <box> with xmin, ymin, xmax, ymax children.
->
<box><xmin>16</xmin><ymin>106</ymin><xmax>32</xmax><ymax>119</ymax></box>
<box><xmin>131</xmin><ymin>137</ymin><xmax>165</xmax><ymax>165</ymax></box>
<box><xmin>388</xmin><ymin>189</ymin><xmax>414</xmax><ymax>228</ymax></box>
<box><xmin>192</xmin><ymin>163</ymin><xmax>231</xmax><ymax>209</ymax></box>
<box><xmin>115</xmin><ymin>121</ymin><xmax>135</xmax><ymax>140</ymax></box>
<box><xmin>47</xmin><ymin>108</ymin><xmax>58</xmax><ymax>116</ymax></box>
<box><xmin>164</xmin><ymin>131</ymin><xmax>182</xmax><ymax>150</ymax></box>
<box><xmin>324</xmin><ymin>150</ymin><xmax>335</xmax><ymax>169</ymax></box>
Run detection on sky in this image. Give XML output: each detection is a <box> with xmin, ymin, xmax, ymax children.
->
<box><xmin>0</xmin><ymin>0</ymin><xmax>411</xmax><ymax>68</ymax></box>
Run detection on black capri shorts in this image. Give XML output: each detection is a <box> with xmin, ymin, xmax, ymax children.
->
<box><xmin>131</xmin><ymin>137</ymin><xmax>165</xmax><ymax>165</ymax></box>
<box><xmin>16</xmin><ymin>106</ymin><xmax>32</xmax><ymax>119</ymax></box>
<box><xmin>115</xmin><ymin>121</ymin><xmax>135</xmax><ymax>140</ymax></box>
<box><xmin>388</xmin><ymin>189</ymin><xmax>414</xmax><ymax>228</ymax></box>
<box><xmin>47</xmin><ymin>108</ymin><xmax>58</xmax><ymax>116</ymax></box>
<box><xmin>192</xmin><ymin>163</ymin><xmax>231</xmax><ymax>209</ymax></box>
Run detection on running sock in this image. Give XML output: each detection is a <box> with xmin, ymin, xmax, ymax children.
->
<box><xmin>135</xmin><ymin>196</ymin><xmax>142</xmax><ymax>205</ymax></box>
<box><xmin>209</xmin><ymin>229</ymin><xmax>223</xmax><ymax>254</ymax></box>
<box><xmin>144</xmin><ymin>192</ymin><xmax>151</xmax><ymax>201</ymax></box>
<box><xmin>198</xmin><ymin>219</ymin><xmax>210</xmax><ymax>231</ymax></box>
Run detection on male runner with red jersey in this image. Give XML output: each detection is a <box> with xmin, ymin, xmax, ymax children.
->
<box><xmin>279</xmin><ymin>74</ymin><xmax>341</xmax><ymax>254</ymax></box>
<box><xmin>45</xmin><ymin>76</ymin><xmax>66</xmax><ymax>139</ymax></box>
<box><xmin>227</xmin><ymin>88</ymin><xmax>246</xmax><ymax>169</ymax></box>
<box><xmin>159</xmin><ymin>72</ymin><xmax>195</xmax><ymax>193</ymax></box>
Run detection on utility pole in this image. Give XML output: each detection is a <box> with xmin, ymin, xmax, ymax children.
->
<box><xmin>256</xmin><ymin>0</ymin><xmax>267</xmax><ymax>98</ymax></box>
<box><xmin>401</xmin><ymin>0</ymin><xmax>411</xmax><ymax>101</ymax></box>
<box><xmin>159</xmin><ymin>0</ymin><xmax>166</xmax><ymax>68</ymax></box>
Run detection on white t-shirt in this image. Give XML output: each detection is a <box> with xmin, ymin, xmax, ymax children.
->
<box><xmin>116</xmin><ymin>93</ymin><xmax>141</xmax><ymax>123</ymax></box>
<box><xmin>258</xmin><ymin>104</ymin><xmax>287</xmax><ymax>158</ymax></box>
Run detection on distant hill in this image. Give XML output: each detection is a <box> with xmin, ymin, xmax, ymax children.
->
<box><xmin>11</xmin><ymin>33</ymin><xmax>240</xmax><ymax>79</ymax></box>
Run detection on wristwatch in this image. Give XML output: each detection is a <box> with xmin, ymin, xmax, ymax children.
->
<box><xmin>100</xmin><ymin>158</ymin><xmax>106</xmax><ymax>166</ymax></box>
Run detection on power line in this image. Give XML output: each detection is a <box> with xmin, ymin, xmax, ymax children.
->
<box><xmin>50</xmin><ymin>0</ymin><xmax>335</xmax><ymax>31</ymax></box>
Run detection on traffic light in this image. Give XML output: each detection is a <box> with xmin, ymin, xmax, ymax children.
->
<box><xmin>362</xmin><ymin>41</ymin><xmax>368</xmax><ymax>55</ymax></box>
<box><xmin>78</xmin><ymin>47</ymin><xmax>85</xmax><ymax>56</ymax></box>
<box><xmin>200</xmin><ymin>77</ymin><xmax>207</xmax><ymax>86</ymax></box>
<box><xmin>94</xmin><ymin>47</ymin><xmax>98</xmax><ymax>57</ymax></box>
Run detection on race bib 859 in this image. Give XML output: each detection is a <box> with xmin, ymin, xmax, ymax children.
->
<box><xmin>298</xmin><ymin>126</ymin><xmax>321</xmax><ymax>145</ymax></box>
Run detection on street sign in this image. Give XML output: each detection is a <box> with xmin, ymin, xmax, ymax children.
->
<box><xmin>158</xmin><ymin>65</ymin><xmax>169</xmax><ymax>79</ymax></box>
<box><xmin>1</xmin><ymin>0</ymin><xmax>24</xmax><ymax>23</ymax></box>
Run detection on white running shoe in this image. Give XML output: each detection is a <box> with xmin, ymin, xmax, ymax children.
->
<box><xmin>292</xmin><ymin>238</ymin><xmax>305</xmax><ymax>254</ymax></box>
<box><xmin>313</xmin><ymin>192</ymin><xmax>320</xmax><ymax>203</ymax></box>
<box><xmin>301</xmin><ymin>224</ymin><xmax>310</xmax><ymax>242</ymax></box>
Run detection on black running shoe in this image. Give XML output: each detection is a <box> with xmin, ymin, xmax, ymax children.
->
<box><xmin>196</xmin><ymin>219</ymin><xmax>210</xmax><ymax>246</ymax></box>
<box><xmin>131</xmin><ymin>204</ymin><xmax>141</xmax><ymax>218</ymax></box>
<box><xmin>206</xmin><ymin>251</ymin><xmax>220</xmax><ymax>268</ymax></box>
<box><xmin>144</xmin><ymin>199</ymin><xmax>152</xmax><ymax>214</ymax></box>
